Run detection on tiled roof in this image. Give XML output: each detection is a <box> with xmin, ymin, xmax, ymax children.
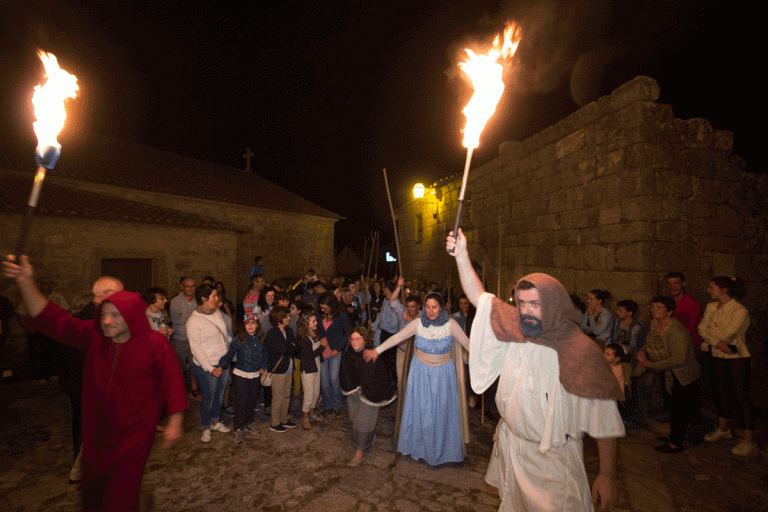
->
<box><xmin>1</xmin><ymin>171</ymin><xmax>247</xmax><ymax>232</ymax></box>
<box><xmin>19</xmin><ymin>134</ymin><xmax>341</xmax><ymax>220</ymax></box>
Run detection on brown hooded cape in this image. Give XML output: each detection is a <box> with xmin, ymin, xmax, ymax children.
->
<box><xmin>490</xmin><ymin>273</ymin><xmax>622</xmax><ymax>401</ymax></box>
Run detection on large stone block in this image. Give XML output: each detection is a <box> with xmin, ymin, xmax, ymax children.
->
<box><xmin>528</xmin><ymin>245</ymin><xmax>554</xmax><ymax>267</ymax></box>
<box><xmin>707</xmin><ymin>252</ymin><xmax>737</xmax><ymax>276</ymax></box>
<box><xmin>600</xmin><ymin>221</ymin><xmax>655</xmax><ymax>244</ymax></box>
<box><xmin>604</xmin><ymin>271</ymin><xmax>657</xmax><ymax>301</ymax></box>
<box><xmin>691</xmin><ymin>177</ymin><xmax>730</xmax><ymax>204</ymax></box>
<box><xmin>558</xmin><ymin>209</ymin><xmax>588</xmax><ymax>229</ymax></box>
<box><xmin>618</xmin><ymin>168</ymin><xmax>655</xmax><ymax>198</ymax></box>
<box><xmin>712</xmin><ymin>129</ymin><xmax>734</xmax><ymax>152</ymax></box>
<box><xmin>583</xmin><ymin>175</ymin><xmax>622</xmax><ymax>207</ymax></box>
<box><xmin>655</xmin><ymin>221</ymin><xmax>689</xmax><ymax>242</ymax></box>
<box><xmin>548</xmin><ymin>190</ymin><xmax>569</xmax><ymax>213</ymax></box>
<box><xmin>555</xmin><ymin>100</ymin><xmax>601</xmax><ymax>138</ymax></box>
<box><xmin>710</xmin><ymin>205</ymin><xmax>744</xmax><ymax>236</ymax></box>
<box><xmin>625</xmin><ymin>143</ymin><xmax>674</xmax><ymax>170</ymax></box>
<box><xmin>585</xmin><ymin>206</ymin><xmax>601</xmax><ymax>228</ymax></box>
<box><xmin>596</xmin><ymin>150</ymin><xmax>625</xmax><ymax>177</ymax></box>
<box><xmin>553</xmin><ymin>246</ymin><xmax>568</xmax><ymax>267</ymax></box>
<box><xmin>556</xmin><ymin>129</ymin><xmax>587</xmax><ymax>159</ymax></box>
<box><xmin>621</xmin><ymin>196</ymin><xmax>668</xmax><ymax>222</ymax></box>
<box><xmin>550</xmin><ymin>229</ymin><xmax>579</xmax><ymax>245</ymax></box>
<box><xmin>652</xmin><ymin>170</ymin><xmax>694</xmax><ymax>199</ymax></box>
<box><xmin>599</xmin><ymin>206</ymin><xmax>622</xmax><ymax>226</ymax></box>
<box><xmin>536</xmin><ymin>213</ymin><xmax>560</xmax><ymax>232</ymax></box>
<box><xmin>615</xmin><ymin>242</ymin><xmax>647</xmax><ymax>271</ymax></box>
<box><xmin>577</xmin><ymin>227</ymin><xmax>601</xmax><ymax>245</ymax></box>
<box><xmin>577</xmin><ymin>157</ymin><xmax>597</xmax><ymax>185</ymax></box>
<box><xmin>609</xmin><ymin>76</ymin><xmax>660</xmax><ymax>111</ymax></box>
<box><xmin>676</xmin><ymin>118</ymin><xmax>714</xmax><ymax>149</ymax></box>
<box><xmin>736</xmin><ymin>254</ymin><xmax>768</xmax><ymax>282</ymax></box>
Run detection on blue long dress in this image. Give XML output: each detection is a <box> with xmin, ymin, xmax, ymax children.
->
<box><xmin>397</xmin><ymin>321</ymin><xmax>464</xmax><ymax>465</ymax></box>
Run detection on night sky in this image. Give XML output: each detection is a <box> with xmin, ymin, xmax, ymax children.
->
<box><xmin>0</xmin><ymin>0</ymin><xmax>751</xmax><ymax>263</ymax></box>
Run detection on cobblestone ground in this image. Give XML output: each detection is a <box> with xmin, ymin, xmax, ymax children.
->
<box><xmin>0</xmin><ymin>380</ymin><xmax>766</xmax><ymax>512</ymax></box>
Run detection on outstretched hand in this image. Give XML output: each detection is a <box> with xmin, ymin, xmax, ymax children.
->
<box><xmin>3</xmin><ymin>255</ymin><xmax>33</xmax><ymax>282</ymax></box>
<box><xmin>363</xmin><ymin>349</ymin><xmax>378</xmax><ymax>363</ymax></box>
<box><xmin>446</xmin><ymin>229</ymin><xmax>467</xmax><ymax>257</ymax></box>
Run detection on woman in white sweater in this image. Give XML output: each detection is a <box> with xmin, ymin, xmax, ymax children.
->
<box><xmin>698</xmin><ymin>276</ymin><xmax>755</xmax><ymax>456</ymax></box>
<box><xmin>187</xmin><ymin>284</ymin><xmax>232</xmax><ymax>442</ymax></box>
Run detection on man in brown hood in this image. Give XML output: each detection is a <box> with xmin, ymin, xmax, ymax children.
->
<box><xmin>448</xmin><ymin>230</ymin><xmax>624</xmax><ymax>512</ymax></box>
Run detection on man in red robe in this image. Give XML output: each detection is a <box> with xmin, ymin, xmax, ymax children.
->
<box><xmin>3</xmin><ymin>255</ymin><xmax>187</xmax><ymax>512</ymax></box>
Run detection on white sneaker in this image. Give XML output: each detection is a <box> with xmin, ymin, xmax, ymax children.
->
<box><xmin>210</xmin><ymin>421</ymin><xmax>231</xmax><ymax>433</ymax></box>
<box><xmin>731</xmin><ymin>440</ymin><xmax>757</xmax><ymax>457</ymax></box>
<box><xmin>200</xmin><ymin>429</ymin><xmax>211</xmax><ymax>443</ymax></box>
<box><xmin>703</xmin><ymin>429</ymin><xmax>732</xmax><ymax>442</ymax></box>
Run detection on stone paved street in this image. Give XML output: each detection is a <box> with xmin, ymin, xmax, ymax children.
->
<box><xmin>1</xmin><ymin>380</ymin><xmax>766</xmax><ymax>512</ymax></box>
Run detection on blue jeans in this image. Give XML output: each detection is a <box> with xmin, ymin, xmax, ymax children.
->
<box><xmin>191</xmin><ymin>364</ymin><xmax>229</xmax><ymax>429</ymax></box>
<box><xmin>320</xmin><ymin>353</ymin><xmax>342</xmax><ymax>411</ymax></box>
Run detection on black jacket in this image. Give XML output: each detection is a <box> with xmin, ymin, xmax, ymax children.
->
<box><xmin>265</xmin><ymin>326</ymin><xmax>299</xmax><ymax>374</ymax></box>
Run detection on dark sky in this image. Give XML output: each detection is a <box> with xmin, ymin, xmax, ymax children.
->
<box><xmin>0</xmin><ymin>0</ymin><xmax>750</xmax><ymax>264</ymax></box>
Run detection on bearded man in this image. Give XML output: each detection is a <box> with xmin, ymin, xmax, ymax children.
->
<box><xmin>447</xmin><ymin>230</ymin><xmax>624</xmax><ymax>512</ymax></box>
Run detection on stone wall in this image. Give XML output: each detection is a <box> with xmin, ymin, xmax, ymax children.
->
<box><xmin>396</xmin><ymin>76</ymin><xmax>766</xmax><ymax>352</ymax></box>
<box><xmin>0</xmin><ymin>214</ymin><xmax>237</xmax><ymax>301</ymax></box>
<box><xmin>1</xmin><ymin>177</ymin><xmax>337</xmax><ymax>303</ymax></box>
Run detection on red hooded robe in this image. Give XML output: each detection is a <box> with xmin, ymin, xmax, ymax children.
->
<box><xmin>31</xmin><ymin>290</ymin><xmax>187</xmax><ymax>511</ymax></box>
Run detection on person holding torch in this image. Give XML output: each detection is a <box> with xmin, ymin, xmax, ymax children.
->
<box><xmin>3</xmin><ymin>255</ymin><xmax>187</xmax><ymax>512</ymax></box>
<box><xmin>447</xmin><ymin>230</ymin><xmax>624</xmax><ymax>512</ymax></box>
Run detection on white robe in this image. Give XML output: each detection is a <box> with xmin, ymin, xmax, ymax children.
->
<box><xmin>470</xmin><ymin>293</ymin><xmax>625</xmax><ymax>512</ymax></box>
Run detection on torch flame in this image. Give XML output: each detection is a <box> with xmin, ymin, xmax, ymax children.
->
<box><xmin>460</xmin><ymin>22</ymin><xmax>521</xmax><ymax>148</ymax></box>
<box><xmin>31</xmin><ymin>51</ymin><xmax>79</xmax><ymax>154</ymax></box>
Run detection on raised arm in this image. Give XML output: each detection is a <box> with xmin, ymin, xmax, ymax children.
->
<box><xmin>446</xmin><ymin>230</ymin><xmax>485</xmax><ymax>307</ymax></box>
<box><xmin>2</xmin><ymin>255</ymin><xmax>48</xmax><ymax>317</ymax></box>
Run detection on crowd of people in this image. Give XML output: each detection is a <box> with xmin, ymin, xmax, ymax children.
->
<box><xmin>1</xmin><ymin>248</ymin><xmax>758</xmax><ymax>511</ymax></box>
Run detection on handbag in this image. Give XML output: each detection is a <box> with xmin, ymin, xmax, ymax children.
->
<box><xmin>261</xmin><ymin>356</ymin><xmax>283</xmax><ymax>387</ymax></box>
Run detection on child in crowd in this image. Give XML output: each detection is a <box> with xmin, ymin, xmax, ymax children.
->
<box><xmin>604</xmin><ymin>343</ymin><xmax>628</xmax><ymax>400</ymax></box>
<box><xmin>249</xmin><ymin>256</ymin><xmax>267</xmax><ymax>280</ymax></box>
<box><xmin>612</xmin><ymin>300</ymin><xmax>646</xmax><ymax>368</ymax></box>
<box><xmin>298</xmin><ymin>309</ymin><xmax>327</xmax><ymax>429</ymax></box>
<box><xmin>613</xmin><ymin>299</ymin><xmax>647</xmax><ymax>425</ymax></box>
<box><xmin>217</xmin><ymin>313</ymin><xmax>266</xmax><ymax>444</ymax></box>
<box><xmin>339</xmin><ymin>326</ymin><xmax>397</xmax><ymax>466</ymax></box>
<box><xmin>605</xmin><ymin>343</ymin><xmax>633</xmax><ymax>424</ymax></box>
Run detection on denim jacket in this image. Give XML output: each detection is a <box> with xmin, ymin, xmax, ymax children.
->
<box><xmin>217</xmin><ymin>333</ymin><xmax>266</xmax><ymax>373</ymax></box>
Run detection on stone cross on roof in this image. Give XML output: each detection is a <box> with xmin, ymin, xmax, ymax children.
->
<box><xmin>243</xmin><ymin>147</ymin><xmax>254</xmax><ymax>171</ymax></box>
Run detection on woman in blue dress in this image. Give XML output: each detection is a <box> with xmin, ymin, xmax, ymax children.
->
<box><xmin>365</xmin><ymin>292</ymin><xmax>470</xmax><ymax>466</ymax></box>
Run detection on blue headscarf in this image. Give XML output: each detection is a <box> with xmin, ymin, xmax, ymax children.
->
<box><xmin>420</xmin><ymin>292</ymin><xmax>449</xmax><ymax>327</ymax></box>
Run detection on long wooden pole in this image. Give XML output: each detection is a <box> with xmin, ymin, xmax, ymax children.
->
<box><xmin>498</xmin><ymin>212</ymin><xmax>502</xmax><ymax>296</ymax></box>
<box><xmin>449</xmin><ymin>147</ymin><xmax>474</xmax><ymax>253</ymax></box>
<box><xmin>382</xmin><ymin>169</ymin><xmax>403</xmax><ymax>280</ymax></box>
<box><xmin>373</xmin><ymin>230</ymin><xmax>380</xmax><ymax>278</ymax></box>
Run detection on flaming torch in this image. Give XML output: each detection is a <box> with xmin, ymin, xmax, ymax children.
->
<box><xmin>16</xmin><ymin>51</ymin><xmax>79</xmax><ymax>258</ymax></box>
<box><xmin>450</xmin><ymin>23</ymin><xmax>520</xmax><ymax>250</ymax></box>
